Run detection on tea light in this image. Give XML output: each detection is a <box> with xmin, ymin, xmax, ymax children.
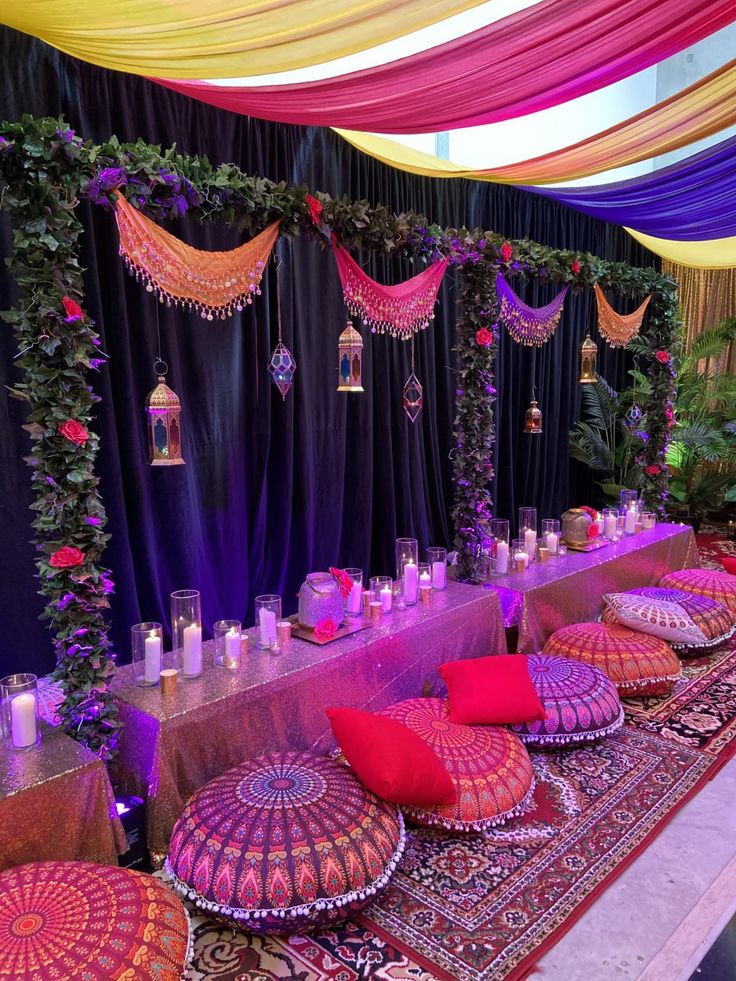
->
<box><xmin>419</xmin><ymin>570</ymin><xmax>432</xmax><ymax>588</ymax></box>
<box><xmin>363</xmin><ymin>590</ymin><xmax>375</xmax><ymax>615</ymax></box>
<box><xmin>419</xmin><ymin>584</ymin><xmax>432</xmax><ymax>603</ymax></box>
<box><xmin>513</xmin><ymin>550</ymin><xmax>529</xmax><ymax>572</ymax></box>
<box><xmin>277</xmin><ymin>620</ymin><xmax>292</xmax><ymax>647</ymax></box>
<box><xmin>558</xmin><ymin>543</ymin><xmax>568</xmax><ymax>556</ymax></box>
<box><xmin>160</xmin><ymin>668</ymin><xmax>178</xmax><ymax>696</ymax></box>
<box><xmin>538</xmin><ymin>546</ymin><xmax>549</xmax><ymax>562</ymax></box>
<box><xmin>368</xmin><ymin>601</ymin><xmax>382</xmax><ymax>620</ymax></box>
<box><xmin>11</xmin><ymin>693</ymin><xmax>37</xmax><ymax>748</ymax></box>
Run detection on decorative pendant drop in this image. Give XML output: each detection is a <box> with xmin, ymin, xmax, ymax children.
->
<box><xmin>268</xmin><ymin>341</ymin><xmax>297</xmax><ymax>400</ymax></box>
<box><xmin>145</xmin><ymin>362</ymin><xmax>185</xmax><ymax>465</ymax></box>
<box><xmin>403</xmin><ymin>372</ymin><xmax>423</xmax><ymax>423</ymax></box>
<box><xmin>523</xmin><ymin>397</ymin><xmax>543</xmax><ymax>434</ymax></box>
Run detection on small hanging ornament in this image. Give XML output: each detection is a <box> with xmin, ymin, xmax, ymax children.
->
<box><xmin>337</xmin><ymin>321</ymin><xmax>364</xmax><ymax>392</ymax></box>
<box><xmin>579</xmin><ymin>333</ymin><xmax>598</xmax><ymax>384</ymax></box>
<box><xmin>268</xmin><ymin>251</ymin><xmax>296</xmax><ymax>400</ymax></box>
<box><xmin>403</xmin><ymin>337</ymin><xmax>423</xmax><ymax>423</ymax></box>
<box><xmin>523</xmin><ymin>387</ymin><xmax>543</xmax><ymax>434</ymax></box>
<box><xmin>146</xmin><ymin>361</ymin><xmax>185</xmax><ymax>465</ymax></box>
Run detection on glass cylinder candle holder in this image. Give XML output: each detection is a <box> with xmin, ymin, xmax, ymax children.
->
<box><xmin>537</xmin><ymin>540</ymin><xmax>550</xmax><ymax>562</ymax></box>
<box><xmin>518</xmin><ymin>508</ymin><xmax>538</xmax><ymax>560</ymax></box>
<box><xmin>395</xmin><ymin>537</ymin><xmax>419</xmax><ymax>605</ymax></box>
<box><xmin>601</xmin><ymin>507</ymin><xmax>618</xmax><ymax>541</ymax></box>
<box><xmin>343</xmin><ymin>568</ymin><xmax>363</xmax><ymax>618</ymax></box>
<box><xmin>511</xmin><ymin>538</ymin><xmax>530</xmax><ymax>573</ymax></box>
<box><xmin>132</xmin><ymin>622</ymin><xmax>163</xmax><ymax>687</ymax></box>
<box><xmin>418</xmin><ymin>563</ymin><xmax>432</xmax><ymax>592</ymax></box>
<box><xmin>489</xmin><ymin>519</ymin><xmax>510</xmax><ymax>575</ymax></box>
<box><xmin>255</xmin><ymin>595</ymin><xmax>281</xmax><ymax>650</ymax></box>
<box><xmin>426</xmin><ymin>547</ymin><xmax>447</xmax><ymax>590</ymax></box>
<box><xmin>641</xmin><ymin>511</ymin><xmax>656</xmax><ymax>530</ymax></box>
<box><xmin>214</xmin><ymin>620</ymin><xmax>242</xmax><ymax>669</ymax></box>
<box><xmin>540</xmin><ymin>519</ymin><xmax>560</xmax><ymax>555</ymax></box>
<box><xmin>0</xmin><ymin>673</ymin><xmax>40</xmax><ymax>751</ymax></box>
<box><xmin>558</xmin><ymin>541</ymin><xmax>568</xmax><ymax>556</ymax></box>
<box><xmin>623</xmin><ymin>504</ymin><xmax>638</xmax><ymax>535</ymax></box>
<box><xmin>619</xmin><ymin>489</ymin><xmax>639</xmax><ymax>514</ymax></box>
<box><xmin>393</xmin><ymin>579</ymin><xmax>406</xmax><ymax>610</ymax></box>
<box><xmin>170</xmin><ymin>589</ymin><xmax>202</xmax><ymax>678</ymax></box>
<box><xmin>371</xmin><ymin>576</ymin><xmax>393</xmax><ymax>613</ymax></box>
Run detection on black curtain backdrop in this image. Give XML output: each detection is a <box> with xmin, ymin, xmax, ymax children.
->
<box><xmin>0</xmin><ymin>28</ymin><xmax>656</xmax><ymax>675</ymax></box>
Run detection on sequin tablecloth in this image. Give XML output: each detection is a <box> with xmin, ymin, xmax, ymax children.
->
<box><xmin>111</xmin><ymin>581</ymin><xmax>505</xmax><ymax>862</ymax></box>
<box><xmin>490</xmin><ymin>524</ymin><xmax>699</xmax><ymax>654</ymax></box>
<box><xmin>0</xmin><ymin>724</ymin><xmax>126</xmax><ymax>872</ymax></box>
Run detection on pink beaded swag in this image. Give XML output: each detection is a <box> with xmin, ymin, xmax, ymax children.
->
<box><xmin>333</xmin><ymin>245</ymin><xmax>448</xmax><ymax>339</ymax></box>
<box><xmin>497</xmin><ymin>273</ymin><xmax>569</xmax><ymax>346</ymax></box>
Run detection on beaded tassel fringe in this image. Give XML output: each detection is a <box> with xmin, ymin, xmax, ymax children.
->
<box><xmin>496</xmin><ymin>273</ymin><xmax>568</xmax><ymax>346</ymax></box>
<box><xmin>594</xmin><ymin>283</ymin><xmax>651</xmax><ymax>348</ymax></box>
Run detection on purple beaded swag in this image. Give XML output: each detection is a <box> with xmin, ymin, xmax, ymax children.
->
<box><xmin>165</xmin><ymin>751</ymin><xmax>405</xmax><ymax>933</ymax></box>
<box><xmin>496</xmin><ymin>273</ymin><xmax>569</xmax><ymax>347</ymax></box>
<box><xmin>511</xmin><ymin>655</ymin><xmax>624</xmax><ymax>746</ymax></box>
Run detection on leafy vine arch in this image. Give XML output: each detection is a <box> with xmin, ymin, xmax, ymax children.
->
<box><xmin>0</xmin><ymin>116</ymin><xmax>679</xmax><ymax>757</ymax></box>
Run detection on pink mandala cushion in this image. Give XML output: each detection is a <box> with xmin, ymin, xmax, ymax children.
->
<box><xmin>511</xmin><ymin>655</ymin><xmax>623</xmax><ymax>746</ymax></box>
<box><xmin>605</xmin><ymin>587</ymin><xmax>736</xmax><ymax>651</ymax></box>
<box><xmin>542</xmin><ymin>622</ymin><xmax>681</xmax><ymax>697</ymax></box>
<box><xmin>378</xmin><ymin>698</ymin><xmax>534</xmax><ymax>832</ymax></box>
<box><xmin>659</xmin><ymin>568</ymin><xmax>736</xmax><ymax>616</ymax></box>
<box><xmin>166</xmin><ymin>750</ymin><xmax>404</xmax><ymax>933</ymax></box>
<box><xmin>0</xmin><ymin>861</ymin><xmax>191</xmax><ymax>981</ymax></box>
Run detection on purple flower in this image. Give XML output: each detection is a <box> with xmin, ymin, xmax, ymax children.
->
<box><xmin>172</xmin><ymin>194</ymin><xmax>189</xmax><ymax>216</ymax></box>
<box><xmin>85</xmin><ymin>516</ymin><xmax>102</xmax><ymax>526</ymax></box>
<box><xmin>0</xmin><ymin>136</ymin><xmax>10</xmax><ymax>153</ymax></box>
<box><xmin>89</xmin><ymin>358</ymin><xmax>106</xmax><ymax>369</ymax></box>
<box><xmin>92</xmin><ymin>338</ymin><xmax>101</xmax><ymax>346</ymax></box>
<box><xmin>55</xmin><ymin>128</ymin><xmax>75</xmax><ymax>143</ymax></box>
<box><xmin>98</xmin><ymin>167</ymin><xmax>127</xmax><ymax>191</ymax></box>
<box><xmin>57</xmin><ymin>592</ymin><xmax>75</xmax><ymax>611</ymax></box>
<box><xmin>159</xmin><ymin>170</ymin><xmax>179</xmax><ymax>186</ymax></box>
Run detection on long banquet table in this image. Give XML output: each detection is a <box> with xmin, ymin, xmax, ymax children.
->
<box><xmin>111</xmin><ymin>580</ymin><xmax>506</xmax><ymax>862</ymax></box>
<box><xmin>490</xmin><ymin>523</ymin><xmax>699</xmax><ymax>654</ymax></box>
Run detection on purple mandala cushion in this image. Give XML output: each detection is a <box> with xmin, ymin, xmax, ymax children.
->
<box><xmin>625</xmin><ymin>586</ymin><xmax>736</xmax><ymax>651</ymax></box>
<box><xmin>0</xmin><ymin>862</ymin><xmax>191</xmax><ymax>981</ymax></box>
<box><xmin>166</xmin><ymin>750</ymin><xmax>404</xmax><ymax>933</ymax></box>
<box><xmin>510</xmin><ymin>655</ymin><xmax>623</xmax><ymax>746</ymax></box>
<box><xmin>659</xmin><ymin>568</ymin><xmax>736</xmax><ymax>615</ymax></box>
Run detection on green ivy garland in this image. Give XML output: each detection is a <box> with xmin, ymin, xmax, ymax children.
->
<box><xmin>0</xmin><ymin>115</ymin><xmax>679</xmax><ymax>755</ymax></box>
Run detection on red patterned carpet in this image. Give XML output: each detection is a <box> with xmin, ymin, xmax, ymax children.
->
<box><xmin>696</xmin><ymin>524</ymin><xmax>736</xmax><ymax>571</ymax></box>
<box><xmin>171</xmin><ymin>533</ymin><xmax>736</xmax><ymax>980</ymax></box>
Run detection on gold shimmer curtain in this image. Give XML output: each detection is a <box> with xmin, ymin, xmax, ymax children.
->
<box><xmin>0</xmin><ymin>0</ymin><xmax>487</xmax><ymax>78</ymax></box>
<box><xmin>663</xmin><ymin>260</ymin><xmax>736</xmax><ymax>372</ymax></box>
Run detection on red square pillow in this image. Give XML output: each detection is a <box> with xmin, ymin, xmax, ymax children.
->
<box><xmin>326</xmin><ymin>707</ymin><xmax>456</xmax><ymax>805</ymax></box>
<box><xmin>720</xmin><ymin>557</ymin><xmax>736</xmax><ymax>575</ymax></box>
<box><xmin>440</xmin><ymin>655</ymin><xmax>546</xmax><ymax>725</ymax></box>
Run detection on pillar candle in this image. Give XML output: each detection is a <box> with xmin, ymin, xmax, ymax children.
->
<box><xmin>380</xmin><ymin>586</ymin><xmax>393</xmax><ymax>612</ymax></box>
<box><xmin>545</xmin><ymin>532</ymin><xmax>559</xmax><ymax>555</ymax></box>
<box><xmin>524</xmin><ymin>528</ymin><xmax>537</xmax><ymax>557</ymax></box>
<box><xmin>144</xmin><ymin>632</ymin><xmax>162</xmax><ymax>683</ymax></box>
<box><xmin>404</xmin><ymin>562</ymin><xmax>418</xmax><ymax>603</ymax></box>
<box><xmin>11</xmin><ymin>693</ymin><xmax>37</xmax><ymax>748</ymax></box>
<box><xmin>495</xmin><ymin>541</ymin><xmax>509</xmax><ymax>574</ymax></box>
<box><xmin>182</xmin><ymin>624</ymin><xmax>202</xmax><ymax>675</ymax></box>
<box><xmin>603</xmin><ymin>514</ymin><xmax>617</xmax><ymax>540</ymax></box>
<box><xmin>224</xmin><ymin>628</ymin><xmax>240</xmax><ymax>668</ymax></box>
<box><xmin>431</xmin><ymin>562</ymin><xmax>446</xmax><ymax>589</ymax></box>
<box><xmin>347</xmin><ymin>581</ymin><xmax>362</xmax><ymax>615</ymax></box>
<box><xmin>259</xmin><ymin>608</ymin><xmax>277</xmax><ymax>646</ymax></box>
<box><xmin>624</xmin><ymin>508</ymin><xmax>637</xmax><ymax>534</ymax></box>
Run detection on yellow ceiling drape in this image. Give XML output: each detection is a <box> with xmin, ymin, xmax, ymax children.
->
<box><xmin>625</xmin><ymin>229</ymin><xmax>736</xmax><ymax>269</ymax></box>
<box><xmin>1</xmin><ymin>0</ymin><xmax>487</xmax><ymax>79</ymax></box>
<box><xmin>335</xmin><ymin>58</ymin><xmax>736</xmax><ymax>185</ymax></box>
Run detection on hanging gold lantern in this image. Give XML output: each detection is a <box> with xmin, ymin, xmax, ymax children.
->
<box><xmin>523</xmin><ymin>395</ymin><xmax>543</xmax><ymax>434</ymax></box>
<box><xmin>146</xmin><ymin>363</ymin><xmax>185</xmax><ymax>465</ymax></box>
<box><xmin>579</xmin><ymin>333</ymin><xmax>598</xmax><ymax>384</ymax></box>
<box><xmin>337</xmin><ymin>321</ymin><xmax>364</xmax><ymax>392</ymax></box>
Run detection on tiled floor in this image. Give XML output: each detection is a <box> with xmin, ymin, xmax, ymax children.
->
<box><xmin>689</xmin><ymin>916</ymin><xmax>736</xmax><ymax>981</ymax></box>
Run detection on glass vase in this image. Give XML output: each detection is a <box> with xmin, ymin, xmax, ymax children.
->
<box><xmin>395</xmin><ymin>537</ymin><xmax>419</xmax><ymax>605</ymax></box>
<box><xmin>641</xmin><ymin>511</ymin><xmax>656</xmax><ymax>530</ymax></box>
<box><xmin>343</xmin><ymin>568</ymin><xmax>363</xmax><ymax>618</ymax></box>
<box><xmin>214</xmin><ymin>620</ymin><xmax>242</xmax><ymax>669</ymax></box>
<box><xmin>426</xmin><ymin>547</ymin><xmax>447</xmax><ymax>590</ymax></box>
<box><xmin>518</xmin><ymin>508</ymin><xmax>538</xmax><ymax>560</ymax></box>
<box><xmin>540</xmin><ymin>519</ymin><xmax>560</xmax><ymax>555</ymax></box>
<box><xmin>0</xmin><ymin>673</ymin><xmax>40</xmax><ymax>751</ymax></box>
<box><xmin>255</xmin><ymin>595</ymin><xmax>281</xmax><ymax>650</ymax></box>
<box><xmin>132</xmin><ymin>622</ymin><xmax>163</xmax><ymax>687</ymax></box>
<box><xmin>170</xmin><ymin>589</ymin><xmax>202</xmax><ymax>678</ymax></box>
<box><xmin>489</xmin><ymin>519</ymin><xmax>510</xmax><ymax>576</ymax></box>
<box><xmin>602</xmin><ymin>507</ymin><xmax>618</xmax><ymax>540</ymax></box>
<box><xmin>371</xmin><ymin>576</ymin><xmax>393</xmax><ymax>612</ymax></box>
<box><xmin>619</xmin><ymin>489</ymin><xmax>639</xmax><ymax>514</ymax></box>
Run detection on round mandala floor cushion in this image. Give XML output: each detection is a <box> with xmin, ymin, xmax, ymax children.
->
<box><xmin>603</xmin><ymin>586</ymin><xmax>736</xmax><ymax>651</ymax></box>
<box><xmin>542</xmin><ymin>622</ymin><xmax>681</xmax><ymax>696</ymax></box>
<box><xmin>0</xmin><ymin>861</ymin><xmax>191</xmax><ymax>980</ymax></box>
<box><xmin>166</xmin><ymin>750</ymin><xmax>404</xmax><ymax>933</ymax></box>
<box><xmin>510</xmin><ymin>655</ymin><xmax>623</xmax><ymax>746</ymax></box>
<box><xmin>378</xmin><ymin>698</ymin><xmax>534</xmax><ymax>831</ymax></box>
<box><xmin>659</xmin><ymin>568</ymin><xmax>736</xmax><ymax>616</ymax></box>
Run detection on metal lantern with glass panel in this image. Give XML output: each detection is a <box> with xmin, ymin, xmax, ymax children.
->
<box><xmin>579</xmin><ymin>333</ymin><xmax>598</xmax><ymax>384</ymax></box>
<box><xmin>337</xmin><ymin>321</ymin><xmax>364</xmax><ymax>392</ymax></box>
<box><xmin>146</xmin><ymin>368</ymin><xmax>185</xmax><ymax>465</ymax></box>
<box><xmin>523</xmin><ymin>396</ymin><xmax>543</xmax><ymax>434</ymax></box>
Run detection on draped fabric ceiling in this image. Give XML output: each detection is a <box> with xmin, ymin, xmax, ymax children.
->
<box><xmin>4</xmin><ymin>0</ymin><xmax>736</xmax><ymax>265</ymax></box>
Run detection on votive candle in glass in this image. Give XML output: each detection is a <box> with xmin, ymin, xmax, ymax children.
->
<box><xmin>541</xmin><ymin>519</ymin><xmax>560</xmax><ymax>555</ymax></box>
<box><xmin>170</xmin><ymin>589</ymin><xmax>202</xmax><ymax>678</ymax></box>
<box><xmin>641</xmin><ymin>511</ymin><xmax>656</xmax><ymax>530</ymax></box>
<box><xmin>0</xmin><ymin>673</ymin><xmax>40</xmax><ymax>751</ymax></box>
<box><xmin>132</xmin><ymin>622</ymin><xmax>163</xmax><ymax>687</ymax></box>
<box><xmin>418</xmin><ymin>563</ymin><xmax>432</xmax><ymax>590</ymax></box>
<box><xmin>255</xmin><ymin>594</ymin><xmax>281</xmax><ymax>650</ymax></box>
<box><xmin>624</xmin><ymin>506</ymin><xmax>637</xmax><ymax>535</ymax></box>
<box><xmin>395</xmin><ymin>537</ymin><xmax>419</xmax><ymax>606</ymax></box>
<box><xmin>426</xmin><ymin>547</ymin><xmax>447</xmax><ymax>590</ymax></box>
<box><xmin>214</xmin><ymin>620</ymin><xmax>242</xmax><ymax>669</ymax></box>
<box><xmin>371</xmin><ymin>576</ymin><xmax>393</xmax><ymax>613</ymax></box>
<box><xmin>619</xmin><ymin>489</ymin><xmax>639</xmax><ymax>513</ymax></box>
<box><xmin>343</xmin><ymin>568</ymin><xmax>363</xmax><ymax>618</ymax></box>
<box><xmin>512</xmin><ymin>538</ymin><xmax>530</xmax><ymax>572</ymax></box>
<box><xmin>602</xmin><ymin>507</ymin><xmax>618</xmax><ymax>541</ymax></box>
<box><xmin>277</xmin><ymin>620</ymin><xmax>292</xmax><ymax>649</ymax></box>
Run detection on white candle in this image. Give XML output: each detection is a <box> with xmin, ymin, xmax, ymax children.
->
<box><xmin>182</xmin><ymin>624</ymin><xmax>202</xmax><ymax>675</ymax></box>
<box><xmin>225</xmin><ymin>628</ymin><xmax>240</xmax><ymax>667</ymax></box>
<box><xmin>404</xmin><ymin>562</ymin><xmax>418</xmax><ymax>603</ymax></box>
<box><xmin>624</xmin><ymin>507</ymin><xmax>637</xmax><ymax>534</ymax></box>
<box><xmin>524</xmin><ymin>528</ymin><xmax>537</xmax><ymax>558</ymax></box>
<box><xmin>545</xmin><ymin>532</ymin><xmax>559</xmax><ymax>555</ymax></box>
<box><xmin>144</xmin><ymin>632</ymin><xmax>162</xmax><ymax>684</ymax></box>
<box><xmin>431</xmin><ymin>562</ymin><xmax>446</xmax><ymax>589</ymax></box>
<box><xmin>603</xmin><ymin>514</ymin><xmax>617</xmax><ymax>540</ymax></box>
<box><xmin>380</xmin><ymin>586</ymin><xmax>393</xmax><ymax>612</ymax></box>
<box><xmin>495</xmin><ymin>540</ymin><xmax>509</xmax><ymax>574</ymax></box>
<box><xmin>259</xmin><ymin>608</ymin><xmax>277</xmax><ymax>646</ymax></box>
<box><xmin>514</xmin><ymin>550</ymin><xmax>529</xmax><ymax>570</ymax></box>
<box><xmin>419</xmin><ymin>571</ymin><xmax>432</xmax><ymax>588</ymax></box>
<box><xmin>347</xmin><ymin>581</ymin><xmax>362</xmax><ymax>615</ymax></box>
<box><xmin>11</xmin><ymin>693</ymin><xmax>37</xmax><ymax>748</ymax></box>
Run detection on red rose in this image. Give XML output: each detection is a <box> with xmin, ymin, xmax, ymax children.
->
<box><xmin>475</xmin><ymin>328</ymin><xmax>493</xmax><ymax>347</ymax></box>
<box><xmin>59</xmin><ymin>419</ymin><xmax>89</xmax><ymax>446</ymax></box>
<box><xmin>586</xmin><ymin>522</ymin><xmax>599</xmax><ymax>539</ymax></box>
<box><xmin>645</xmin><ymin>464</ymin><xmax>661</xmax><ymax>476</ymax></box>
<box><xmin>62</xmin><ymin>296</ymin><xmax>83</xmax><ymax>321</ymax></box>
<box><xmin>49</xmin><ymin>546</ymin><xmax>85</xmax><ymax>569</ymax></box>
<box><xmin>579</xmin><ymin>505</ymin><xmax>597</xmax><ymax>520</ymax></box>
<box><xmin>655</xmin><ymin>351</ymin><xmax>671</xmax><ymax>364</ymax></box>
<box><xmin>571</xmin><ymin>259</ymin><xmax>581</xmax><ymax>275</ymax></box>
<box><xmin>305</xmin><ymin>194</ymin><xmax>323</xmax><ymax>226</ymax></box>
<box><xmin>314</xmin><ymin>617</ymin><xmax>339</xmax><ymax>640</ymax></box>
<box><xmin>500</xmin><ymin>242</ymin><xmax>513</xmax><ymax>262</ymax></box>
<box><xmin>329</xmin><ymin>566</ymin><xmax>354</xmax><ymax>598</ymax></box>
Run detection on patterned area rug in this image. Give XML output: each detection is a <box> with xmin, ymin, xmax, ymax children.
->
<box><xmin>172</xmin><ymin>644</ymin><xmax>736</xmax><ymax>981</ymax></box>
<box><xmin>696</xmin><ymin>525</ymin><xmax>736</xmax><ymax>571</ymax></box>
